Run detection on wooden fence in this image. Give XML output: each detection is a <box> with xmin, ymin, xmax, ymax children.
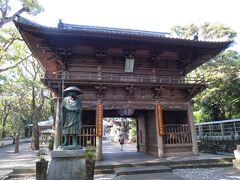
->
<box><xmin>63</xmin><ymin>125</ymin><xmax>96</xmax><ymax>147</ymax></box>
<box><xmin>163</xmin><ymin>124</ymin><xmax>192</xmax><ymax>144</ymax></box>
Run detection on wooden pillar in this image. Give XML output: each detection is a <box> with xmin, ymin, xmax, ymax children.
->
<box><xmin>187</xmin><ymin>101</ymin><xmax>199</xmax><ymax>155</ymax></box>
<box><xmin>155</xmin><ymin>101</ymin><xmax>164</xmax><ymax>158</ymax></box>
<box><xmin>54</xmin><ymin>97</ymin><xmax>61</xmax><ymax>150</ymax></box>
<box><xmin>96</xmin><ymin>101</ymin><xmax>103</xmax><ymax>161</ymax></box>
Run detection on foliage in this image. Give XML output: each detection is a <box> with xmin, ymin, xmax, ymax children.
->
<box><xmin>0</xmin><ymin>0</ymin><xmax>43</xmax><ymax>73</ymax></box>
<box><xmin>129</xmin><ymin>119</ymin><xmax>137</xmax><ymax>141</ymax></box>
<box><xmin>193</xmin><ymin>50</ymin><xmax>240</xmax><ymax>121</ymax></box>
<box><xmin>171</xmin><ymin>22</ymin><xmax>237</xmax><ymax>40</ymax></box>
<box><xmin>198</xmin><ymin>139</ymin><xmax>240</xmax><ymax>153</ymax></box>
<box><xmin>85</xmin><ymin>141</ymin><xmax>95</xmax><ymax>160</ymax></box>
<box><xmin>0</xmin><ymin>0</ymin><xmax>43</xmax><ymax>28</ymax></box>
<box><xmin>0</xmin><ymin>56</ymin><xmax>52</xmax><ymax>149</ymax></box>
<box><xmin>171</xmin><ymin>22</ymin><xmax>239</xmax><ymax>122</ymax></box>
<box><xmin>38</xmin><ymin>147</ymin><xmax>48</xmax><ymax>161</ymax></box>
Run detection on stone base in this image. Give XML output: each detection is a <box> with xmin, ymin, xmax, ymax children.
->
<box><xmin>47</xmin><ymin>149</ymin><xmax>86</xmax><ymax>180</ymax></box>
<box><xmin>233</xmin><ymin>160</ymin><xmax>240</xmax><ymax>170</ymax></box>
<box><xmin>58</xmin><ymin>145</ymin><xmax>83</xmax><ymax>150</ymax></box>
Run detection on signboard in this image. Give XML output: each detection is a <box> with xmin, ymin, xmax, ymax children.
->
<box><xmin>156</xmin><ymin>103</ymin><xmax>164</xmax><ymax>136</ymax></box>
<box><xmin>96</xmin><ymin>103</ymin><xmax>103</xmax><ymax>137</ymax></box>
<box><xmin>124</xmin><ymin>58</ymin><xmax>135</xmax><ymax>72</ymax></box>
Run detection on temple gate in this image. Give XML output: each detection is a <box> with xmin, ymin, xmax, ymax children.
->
<box><xmin>14</xmin><ymin>17</ymin><xmax>231</xmax><ymax>160</ymax></box>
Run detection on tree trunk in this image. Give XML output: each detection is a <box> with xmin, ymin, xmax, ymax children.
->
<box><xmin>15</xmin><ymin>133</ymin><xmax>19</xmax><ymax>153</ymax></box>
<box><xmin>31</xmin><ymin>85</ymin><xmax>40</xmax><ymax>150</ymax></box>
<box><xmin>32</xmin><ymin>122</ymin><xmax>40</xmax><ymax>150</ymax></box>
<box><xmin>1</xmin><ymin>107</ymin><xmax>10</xmax><ymax>139</ymax></box>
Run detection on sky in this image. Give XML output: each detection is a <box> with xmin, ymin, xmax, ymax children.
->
<box><xmin>22</xmin><ymin>0</ymin><xmax>240</xmax><ymax>52</ymax></box>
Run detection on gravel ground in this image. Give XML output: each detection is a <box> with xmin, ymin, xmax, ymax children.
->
<box><xmin>94</xmin><ymin>167</ymin><xmax>240</xmax><ymax>180</ymax></box>
<box><xmin>173</xmin><ymin>167</ymin><xmax>240</xmax><ymax>180</ymax></box>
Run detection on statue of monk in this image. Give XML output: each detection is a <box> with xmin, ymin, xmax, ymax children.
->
<box><xmin>60</xmin><ymin>86</ymin><xmax>82</xmax><ymax>147</ymax></box>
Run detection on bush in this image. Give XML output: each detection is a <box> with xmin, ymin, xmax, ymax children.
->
<box><xmin>198</xmin><ymin>139</ymin><xmax>240</xmax><ymax>153</ymax></box>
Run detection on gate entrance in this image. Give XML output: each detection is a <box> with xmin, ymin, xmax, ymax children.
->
<box><xmin>15</xmin><ymin>17</ymin><xmax>231</xmax><ymax>160</ymax></box>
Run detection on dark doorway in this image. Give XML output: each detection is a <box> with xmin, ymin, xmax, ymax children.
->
<box><xmin>163</xmin><ymin>110</ymin><xmax>188</xmax><ymax>124</ymax></box>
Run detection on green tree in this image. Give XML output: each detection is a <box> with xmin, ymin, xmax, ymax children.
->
<box><xmin>0</xmin><ymin>0</ymin><xmax>45</xmax><ymax>149</ymax></box>
<box><xmin>171</xmin><ymin>23</ymin><xmax>239</xmax><ymax>122</ymax></box>
<box><xmin>0</xmin><ymin>0</ymin><xmax>43</xmax><ymax>28</ymax></box>
<box><xmin>195</xmin><ymin>51</ymin><xmax>240</xmax><ymax>121</ymax></box>
<box><xmin>0</xmin><ymin>53</ymin><xmax>51</xmax><ymax>149</ymax></box>
<box><xmin>171</xmin><ymin>22</ymin><xmax>236</xmax><ymax>40</ymax></box>
<box><xmin>0</xmin><ymin>0</ymin><xmax>43</xmax><ymax>73</ymax></box>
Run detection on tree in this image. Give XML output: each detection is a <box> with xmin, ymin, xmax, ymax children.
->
<box><xmin>171</xmin><ymin>22</ymin><xmax>236</xmax><ymax>40</ymax></box>
<box><xmin>0</xmin><ymin>0</ymin><xmax>43</xmax><ymax>73</ymax></box>
<box><xmin>0</xmin><ymin>0</ymin><xmax>46</xmax><ymax>147</ymax></box>
<box><xmin>195</xmin><ymin>51</ymin><xmax>240</xmax><ymax>121</ymax></box>
<box><xmin>171</xmin><ymin>23</ymin><xmax>199</xmax><ymax>39</ymax></box>
<box><xmin>171</xmin><ymin>23</ymin><xmax>239</xmax><ymax>122</ymax></box>
<box><xmin>17</xmin><ymin>57</ymin><xmax>48</xmax><ymax>150</ymax></box>
<box><xmin>0</xmin><ymin>55</ymin><xmax>51</xmax><ymax>149</ymax></box>
<box><xmin>0</xmin><ymin>0</ymin><xmax>43</xmax><ymax>28</ymax></box>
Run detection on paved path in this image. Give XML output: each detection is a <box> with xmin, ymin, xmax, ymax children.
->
<box><xmin>97</xmin><ymin>139</ymin><xmax>234</xmax><ymax>167</ymax></box>
<box><xmin>0</xmin><ymin>138</ymin><xmax>237</xmax><ymax>180</ymax></box>
<box><xmin>0</xmin><ymin>140</ymin><xmax>46</xmax><ymax>179</ymax></box>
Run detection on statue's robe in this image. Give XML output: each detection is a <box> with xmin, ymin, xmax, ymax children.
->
<box><xmin>61</xmin><ymin>97</ymin><xmax>82</xmax><ymax>135</ymax></box>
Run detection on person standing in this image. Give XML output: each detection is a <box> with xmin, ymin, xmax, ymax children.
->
<box><xmin>119</xmin><ymin>134</ymin><xmax>124</xmax><ymax>151</ymax></box>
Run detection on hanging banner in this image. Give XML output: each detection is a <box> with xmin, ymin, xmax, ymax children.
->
<box><xmin>156</xmin><ymin>102</ymin><xmax>164</xmax><ymax>136</ymax></box>
<box><xmin>96</xmin><ymin>102</ymin><xmax>103</xmax><ymax>137</ymax></box>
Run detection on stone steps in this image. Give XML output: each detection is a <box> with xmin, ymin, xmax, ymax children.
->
<box><xmin>94</xmin><ymin>168</ymin><xmax>114</xmax><ymax>174</ymax></box>
<box><xmin>8</xmin><ymin>157</ymin><xmax>234</xmax><ymax>178</ymax></box>
<box><xmin>170</xmin><ymin>162</ymin><xmax>232</xmax><ymax>169</ymax></box>
<box><xmin>116</xmin><ymin>172</ymin><xmax>185</xmax><ymax>180</ymax></box>
<box><xmin>8</xmin><ymin>173</ymin><xmax>35</xmax><ymax>178</ymax></box>
<box><xmin>8</xmin><ymin>168</ymin><xmax>36</xmax><ymax>178</ymax></box>
<box><xmin>13</xmin><ymin>167</ymin><xmax>35</xmax><ymax>174</ymax></box>
<box><xmin>114</xmin><ymin>165</ymin><xmax>172</xmax><ymax>176</ymax></box>
<box><xmin>95</xmin><ymin>157</ymin><xmax>233</xmax><ymax>174</ymax></box>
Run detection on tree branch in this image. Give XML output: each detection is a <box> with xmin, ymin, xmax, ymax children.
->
<box><xmin>0</xmin><ymin>54</ymin><xmax>31</xmax><ymax>73</ymax></box>
<box><xmin>0</xmin><ymin>6</ymin><xmax>29</xmax><ymax>28</ymax></box>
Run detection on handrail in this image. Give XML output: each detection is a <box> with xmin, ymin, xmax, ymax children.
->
<box><xmin>44</xmin><ymin>71</ymin><xmax>206</xmax><ymax>85</ymax></box>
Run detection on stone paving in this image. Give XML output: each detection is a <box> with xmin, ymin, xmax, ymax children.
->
<box><xmin>1</xmin><ymin>139</ymin><xmax>240</xmax><ymax>179</ymax></box>
<box><xmin>173</xmin><ymin>167</ymin><xmax>240</xmax><ymax>180</ymax></box>
<box><xmin>0</xmin><ymin>140</ymin><xmax>49</xmax><ymax>180</ymax></box>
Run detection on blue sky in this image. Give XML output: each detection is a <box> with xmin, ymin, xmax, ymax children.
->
<box><xmin>21</xmin><ymin>0</ymin><xmax>240</xmax><ymax>52</ymax></box>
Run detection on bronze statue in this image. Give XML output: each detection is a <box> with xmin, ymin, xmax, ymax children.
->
<box><xmin>60</xmin><ymin>86</ymin><xmax>82</xmax><ymax>149</ymax></box>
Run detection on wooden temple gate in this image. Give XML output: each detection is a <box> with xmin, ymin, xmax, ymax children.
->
<box><xmin>14</xmin><ymin>17</ymin><xmax>231</xmax><ymax>160</ymax></box>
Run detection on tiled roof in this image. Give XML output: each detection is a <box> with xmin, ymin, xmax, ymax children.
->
<box><xmin>16</xmin><ymin>16</ymin><xmax>171</xmax><ymax>38</ymax></box>
<box><xmin>61</xmin><ymin>23</ymin><xmax>171</xmax><ymax>38</ymax></box>
<box><xmin>14</xmin><ymin>16</ymin><xmax>233</xmax><ymax>48</ymax></box>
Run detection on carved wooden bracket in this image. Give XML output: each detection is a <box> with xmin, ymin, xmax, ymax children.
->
<box><xmin>186</xmin><ymin>86</ymin><xmax>198</xmax><ymax>99</ymax></box>
<box><xmin>125</xmin><ymin>85</ymin><xmax>135</xmax><ymax>98</ymax></box>
<box><xmin>123</xmin><ymin>49</ymin><xmax>135</xmax><ymax>58</ymax></box>
<box><xmin>95</xmin><ymin>84</ymin><xmax>106</xmax><ymax>98</ymax></box>
<box><xmin>95</xmin><ymin>48</ymin><xmax>106</xmax><ymax>62</ymax></box>
<box><xmin>153</xmin><ymin>86</ymin><xmax>162</xmax><ymax>99</ymax></box>
<box><xmin>149</xmin><ymin>51</ymin><xmax>160</xmax><ymax>65</ymax></box>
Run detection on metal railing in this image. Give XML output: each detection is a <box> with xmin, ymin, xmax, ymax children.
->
<box><xmin>163</xmin><ymin>124</ymin><xmax>192</xmax><ymax>144</ymax></box>
<box><xmin>44</xmin><ymin>71</ymin><xmax>205</xmax><ymax>85</ymax></box>
<box><xmin>196</xmin><ymin>119</ymin><xmax>240</xmax><ymax>139</ymax></box>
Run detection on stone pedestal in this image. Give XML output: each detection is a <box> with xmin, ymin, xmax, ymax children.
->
<box><xmin>47</xmin><ymin>150</ymin><xmax>86</xmax><ymax>180</ymax></box>
<box><xmin>233</xmin><ymin>145</ymin><xmax>240</xmax><ymax>169</ymax></box>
